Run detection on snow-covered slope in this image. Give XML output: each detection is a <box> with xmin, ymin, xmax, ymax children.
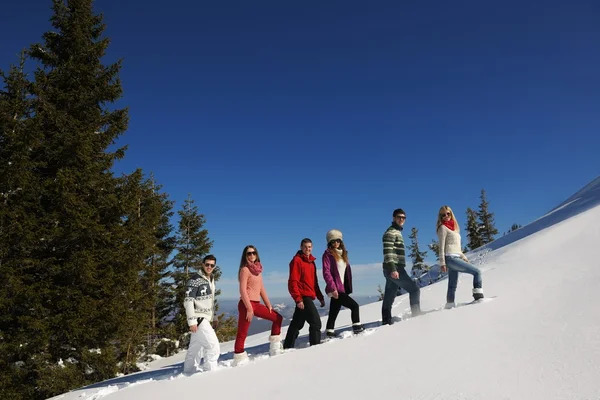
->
<box><xmin>477</xmin><ymin>175</ymin><xmax>600</xmax><ymax>254</ymax></box>
<box><xmin>51</xmin><ymin>178</ymin><xmax>600</xmax><ymax>400</ymax></box>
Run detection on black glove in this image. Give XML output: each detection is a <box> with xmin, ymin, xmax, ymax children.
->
<box><xmin>211</xmin><ymin>319</ymin><xmax>219</xmax><ymax>330</ymax></box>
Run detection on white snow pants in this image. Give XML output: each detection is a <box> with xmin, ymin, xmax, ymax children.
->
<box><xmin>183</xmin><ymin>318</ymin><xmax>220</xmax><ymax>374</ymax></box>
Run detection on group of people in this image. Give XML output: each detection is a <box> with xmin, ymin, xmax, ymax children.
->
<box><xmin>182</xmin><ymin>206</ymin><xmax>485</xmax><ymax>374</ymax></box>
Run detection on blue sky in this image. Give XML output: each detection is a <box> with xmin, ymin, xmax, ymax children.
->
<box><xmin>1</xmin><ymin>0</ymin><xmax>599</xmax><ymax>299</ymax></box>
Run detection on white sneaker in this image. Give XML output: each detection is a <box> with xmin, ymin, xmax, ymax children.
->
<box><xmin>232</xmin><ymin>351</ymin><xmax>249</xmax><ymax>367</ymax></box>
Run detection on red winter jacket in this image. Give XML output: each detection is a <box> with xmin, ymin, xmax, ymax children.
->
<box><xmin>288</xmin><ymin>251</ymin><xmax>324</xmax><ymax>304</ymax></box>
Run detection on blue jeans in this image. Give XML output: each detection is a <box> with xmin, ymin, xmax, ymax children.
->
<box><xmin>382</xmin><ymin>268</ymin><xmax>420</xmax><ymax>320</ymax></box>
<box><xmin>445</xmin><ymin>256</ymin><xmax>482</xmax><ymax>303</ymax></box>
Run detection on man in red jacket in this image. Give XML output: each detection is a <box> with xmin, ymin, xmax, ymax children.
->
<box><xmin>283</xmin><ymin>238</ymin><xmax>326</xmax><ymax>349</ymax></box>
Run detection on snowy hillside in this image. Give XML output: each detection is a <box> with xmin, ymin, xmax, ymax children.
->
<box><xmin>50</xmin><ymin>178</ymin><xmax>600</xmax><ymax>400</ymax></box>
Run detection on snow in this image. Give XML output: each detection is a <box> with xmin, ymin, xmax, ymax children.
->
<box><xmin>49</xmin><ymin>178</ymin><xmax>600</xmax><ymax>400</ymax></box>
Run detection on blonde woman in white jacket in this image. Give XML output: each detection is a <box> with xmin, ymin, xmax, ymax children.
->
<box><xmin>437</xmin><ymin>206</ymin><xmax>484</xmax><ymax>308</ymax></box>
<box><xmin>182</xmin><ymin>254</ymin><xmax>220</xmax><ymax>374</ymax></box>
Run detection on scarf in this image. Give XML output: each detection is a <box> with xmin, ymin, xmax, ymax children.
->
<box><xmin>442</xmin><ymin>219</ymin><xmax>456</xmax><ymax>231</ymax></box>
<box><xmin>246</xmin><ymin>261</ymin><xmax>263</xmax><ymax>276</ymax></box>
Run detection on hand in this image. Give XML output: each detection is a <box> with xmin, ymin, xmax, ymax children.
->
<box><xmin>319</xmin><ymin>299</ymin><xmax>325</xmax><ymax>308</ymax></box>
<box><xmin>267</xmin><ymin>305</ymin><xmax>273</xmax><ymax>313</ymax></box>
<box><xmin>461</xmin><ymin>256</ymin><xmax>469</xmax><ymax>262</ymax></box>
<box><xmin>246</xmin><ymin>308</ymin><xmax>254</xmax><ymax>322</ymax></box>
<box><xmin>297</xmin><ymin>301</ymin><xmax>305</xmax><ymax>310</ymax></box>
<box><xmin>331</xmin><ymin>290</ymin><xmax>339</xmax><ymax>299</ymax></box>
<box><xmin>440</xmin><ymin>265</ymin><xmax>447</xmax><ymax>273</ymax></box>
<box><xmin>189</xmin><ymin>324</ymin><xmax>198</xmax><ymax>333</ymax></box>
<box><xmin>391</xmin><ymin>271</ymin><xmax>399</xmax><ymax>279</ymax></box>
<box><xmin>211</xmin><ymin>319</ymin><xmax>219</xmax><ymax>330</ymax></box>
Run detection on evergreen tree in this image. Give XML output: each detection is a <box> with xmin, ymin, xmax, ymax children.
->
<box><xmin>0</xmin><ymin>52</ymin><xmax>42</xmax><ymax>400</ymax></box>
<box><xmin>117</xmin><ymin>170</ymin><xmax>176</xmax><ymax>373</ymax></box>
<box><xmin>0</xmin><ymin>1</ymin><xmax>133</xmax><ymax>397</ymax></box>
<box><xmin>428</xmin><ymin>239</ymin><xmax>440</xmax><ymax>261</ymax></box>
<box><xmin>477</xmin><ymin>189</ymin><xmax>498</xmax><ymax>245</ymax></box>
<box><xmin>466</xmin><ymin>207</ymin><xmax>484</xmax><ymax>250</ymax></box>
<box><xmin>206</xmin><ymin>263</ymin><xmax>237</xmax><ymax>342</ymax></box>
<box><xmin>408</xmin><ymin>227</ymin><xmax>428</xmax><ymax>282</ymax></box>
<box><xmin>171</xmin><ymin>195</ymin><xmax>213</xmax><ymax>335</ymax></box>
<box><xmin>376</xmin><ymin>284</ymin><xmax>384</xmax><ymax>301</ymax></box>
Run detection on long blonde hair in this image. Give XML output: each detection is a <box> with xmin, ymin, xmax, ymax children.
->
<box><xmin>436</xmin><ymin>205</ymin><xmax>460</xmax><ymax>233</ymax></box>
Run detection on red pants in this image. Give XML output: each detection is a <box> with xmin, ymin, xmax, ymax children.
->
<box><xmin>234</xmin><ymin>300</ymin><xmax>283</xmax><ymax>354</ymax></box>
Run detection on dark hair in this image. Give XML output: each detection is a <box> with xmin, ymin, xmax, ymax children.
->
<box><xmin>203</xmin><ymin>254</ymin><xmax>216</xmax><ymax>263</ymax></box>
<box><xmin>238</xmin><ymin>245</ymin><xmax>261</xmax><ymax>281</ymax></box>
<box><xmin>327</xmin><ymin>240</ymin><xmax>349</xmax><ymax>264</ymax></box>
<box><xmin>300</xmin><ymin>238</ymin><xmax>312</xmax><ymax>247</ymax></box>
<box><xmin>393</xmin><ymin>208</ymin><xmax>406</xmax><ymax>218</ymax></box>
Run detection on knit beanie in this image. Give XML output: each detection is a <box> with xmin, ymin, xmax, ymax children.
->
<box><xmin>326</xmin><ymin>229</ymin><xmax>343</xmax><ymax>244</ymax></box>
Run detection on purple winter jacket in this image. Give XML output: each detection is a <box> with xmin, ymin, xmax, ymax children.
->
<box><xmin>322</xmin><ymin>250</ymin><xmax>353</xmax><ymax>295</ymax></box>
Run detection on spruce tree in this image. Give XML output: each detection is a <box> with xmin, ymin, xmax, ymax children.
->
<box><xmin>1</xmin><ymin>1</ymin><xmax>132</xmax><ymax>397</ymax></box>
<box><xmin>407</xmin><ymin>227</ymin><xmax>428</xmax><ymax>281</ymax></box>
<box><xmin>466</xmin><ymin>207</ymin><xmax>484</xmax><ymax>250</ymax></box>
<box><xmin>171</xmin><ymin>195</ymin><xmax>213</xmax><ymax>335</ymax></box>
<box><xmin>210</xmin><ymin>264</ymin><xmax>238</xmax><ymax>342</ymax></box>
<box><xmin>428</xmin><ymin>239</ymin><xmax>440</xmax><ymax>261</ymax></box>
<box><xmin>116</xmin><ymin>170</ymin><xmax>175</xmax><ymax>373</ymax></box>
<box><xmin>477</xmin><ymin>189</ymin><xmax>498</xmax><ymax>244</ymax></box>
<box><xmin>0</xmin><ymin>52</ymin><xmax>42</xmax><ymax>400</ymax></box>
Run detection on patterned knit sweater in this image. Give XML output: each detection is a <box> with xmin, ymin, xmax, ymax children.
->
<box><xmin>382</xmin><ymin>223</ymin><xmax>406</xmax><ymax>272</ymax></box>
<box><xmin>437</xmin><ymin>225</ymin><xmax>466</xmax><ymax>263</ymax></box>
<box><xmin>183</xmin><ymin>271</ymin><xmax>216</xmax><ymax>326</ymax></box>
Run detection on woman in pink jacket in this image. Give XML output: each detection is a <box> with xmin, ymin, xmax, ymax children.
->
<box><xmin>233</xmin><ymin>245</ymin><xmax>283</xmax><ymax>366</ymax></box>
<box><xmin>322</xmin><ymin>229</ymin><xmax>364</xmax><ymax>337</ymax></box>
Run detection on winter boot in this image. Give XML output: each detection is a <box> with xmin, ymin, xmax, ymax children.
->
<box><xmin>232</xmin><ymin>351</ymin><xmax>249</xmax><ymax>367</ymax></box>
<box><xmin>473</xmin><ymin>288</ymin><xmax>484</xmax><ymax>301</ymax></box>
<box><xmin>411</xmin><ymin>304</ymin><xmax>422</xmax><ymax>317</ymax></box>
<box><xmin>269</xmin><ymin>335</ymin><xmax>283</xmax><ymax>356</ymax></box>
<box><xmin>352</xmin><ymin>324</ymin><xmax>365</xmax><ymax>334</ymax></box>
<box><xmin>381</xmin><ymin>309</ymin><xmax>393</xmax><ymax>325</ymax></box>
<box><xmin>325</xmin><ymin>329</ymin><xmax>338</xmax><ymax>338</ymax></box>
<box><xmin>445</xmin><ymin>302</ymin><xmax>456</xmax><ymax>309</ymax></box>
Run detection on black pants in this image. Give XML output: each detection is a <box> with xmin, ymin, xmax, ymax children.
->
<box><xmin>283</xmin><ymin>296</ymin><xmax>321</xmax><ymax>348</ymax></box>
<box><xmin>326</xmin><ymin>293</ymin><xmax>359</xmax><ymax>330</ymax></box>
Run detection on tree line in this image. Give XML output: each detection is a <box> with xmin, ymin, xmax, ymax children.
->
<box><xmin>0</xmin><ymin>1</ymin><xmax>233</xmax><ymax>398</ymax></box>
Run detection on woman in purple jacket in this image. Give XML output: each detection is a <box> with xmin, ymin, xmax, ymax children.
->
<box><xmin>322</xmin><ymin>229</ymin><xmax>364</xmax><ymax>337</ymax></box>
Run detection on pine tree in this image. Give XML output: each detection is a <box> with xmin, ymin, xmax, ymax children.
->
<box><xmin>466</xmin><ymin>207</ymin><xmax>483</xmax><ymax>250</ymax></box>
<box><xmin>477</xmin><ymin>189</ymin><xmax>498</xmax><ymax>245</ymax></box>
<box><xmin>117</xmin><ymin>170</ymin><xmax>176</xmax><ymax>373</ymax></box>
<box><xmin>0</xmin><ymin>52</ymin><xmax>43</xmax><ymax>400</ymax></box>
<box><xmin>0</xmin><ymin>1</ymin><xmax>133</xmax><ymax>397</ymax></box>
<box><xmin>428</xmin><ymin>239</ymin><xmax>440</xmax><ymax>261</ymax></box>
<box><xmin>205</xmin><ymin>263</ymin><xmax>237</xmax><ymax>342</ymax></box>
<box><xmin>408</xmin><ymin>227</ymin><xmax>428</xmax><ymax>282</ymax></box>
<box><xmin>171</xmin><ymin>195</ymin><xmax>213</xmax><ymax>335</ymax></box>
<box><xmin>376</xmin><ymin>284</ymin><xmax>384</xmax><ymax>301</ymax></box>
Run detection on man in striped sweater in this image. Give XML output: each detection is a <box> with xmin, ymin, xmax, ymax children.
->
<box><xmin>381</xmin><ymin>208</ymin><xmax>421</xmax><ymax>325</ymax></box>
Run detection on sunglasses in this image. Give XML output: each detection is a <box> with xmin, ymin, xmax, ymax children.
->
<box><xmin>330</xmin><ymin>239</ymin><xmax>341</xmax><ymax>244</ymax></box>
<box><xmin>246</xmin><ymin>251</ymin><xmax>257</xmax><ymax>256</ymax></box>
<box><xmin>440</xmin><ymin>212</ymin><xmax>451</xmax><ymax>217</ymax></box>
<box><xmin>204</xmin><ymin>263</ymin><xmax>216</xmax><ymax>268</ymax></box>
<box><xmin>395</xmin><ymin>215</ymin><xmax>406</xmax><ymax>220</ymax></box>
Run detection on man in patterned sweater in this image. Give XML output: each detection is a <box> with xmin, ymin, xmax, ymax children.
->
<box><xmin>381</xmin><ymin>208</ymin><xmax>421</xmax><ymax>325</ymax></box>
<box><xmin>182</xmin><ymin>254</ymin><xmax>220</xmax><ymax>374</ymax></box>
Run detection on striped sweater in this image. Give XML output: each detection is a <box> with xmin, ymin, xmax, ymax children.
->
<box><xmin>382</xmin><ymin>223</ymin><xmax>406</xmax><ymax>272</ymax></box>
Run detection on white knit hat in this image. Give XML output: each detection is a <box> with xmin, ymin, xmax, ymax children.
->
<box><xmin>326</xmin><ymin>229</ymin><xmax>343</xmax><ymax>244</ymax></box>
